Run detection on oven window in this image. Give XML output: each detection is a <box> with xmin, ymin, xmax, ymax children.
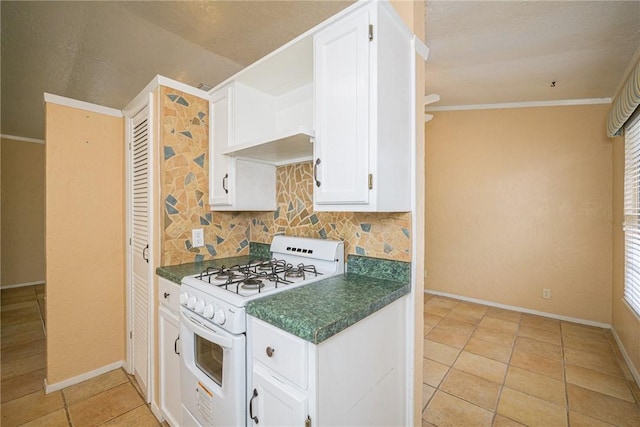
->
<box><xmin>195</xmin><ymin>333</ymin><xmax>224</xmax><ymax>386</ymax></box>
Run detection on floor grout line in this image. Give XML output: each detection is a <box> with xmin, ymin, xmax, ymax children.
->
<box><xmin>0</xmin><ymin>284</ymin><xmax>162</xmax><ymax>427</ymax></box>
<box><xmin>422</xmin><ymin>296</ymin><xmax>640</xmax><ymax>427</ymax></box>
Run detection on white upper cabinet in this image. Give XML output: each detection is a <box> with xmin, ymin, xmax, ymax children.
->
<box><xmin>209</xmin><ymin>85</ymin><xmax>233</xmax><ymax>206</ymax></box>
<box><xmin>209</xmin><ymin>85</ymin><xmax>276</xmax><ymax>211</ymax></box>
<box><xmin>208</xmin><ymin>0</ymin><xmax>414</xmax><ymax>212</ymax></box>
<box><xmin>313</xmin><ymin>2</ymin><xmax>413</xmax><ymax>212</ymax></box>
<box><xmin>218</xmin><ymin>37</ymin><xmax>316</xmax><ymax>166</ymax></box>
<box><xmin>314</xmin><ymin>10</ymin><xmax>371</xmax><ymax>206</ymax></box>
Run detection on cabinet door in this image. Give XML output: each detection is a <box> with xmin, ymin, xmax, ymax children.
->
<box><xmin>209</xmin><ymin>86</ymin><xmax>234</xmax><ymax>206</ymax></box>
<box><xmin>159</xmin><ymin>306</ymin><xmax>182</xmax><ymax>427</ymax></box>
<box><xmin>314</xmin><ymin>9</ymin><xmax>370</xmax><ymax>205</ymax></box>
<box><xmin>250</xmin><ymin>364</ymin><xmax>307</xmax><ymax>427</ymax></box>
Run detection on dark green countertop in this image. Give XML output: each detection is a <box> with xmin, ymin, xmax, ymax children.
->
<box><xmin>156</xmin><ymin>255</ymin><xmax>254</xmax><ymax>284</ymax></box>
<box><xmin>246</xmin><ymin>273</ymin><xmax>410</xmax><ymax>344</ymax></box>
<box><xmin>157</xmin><ymin>251</ymin><xmax>412</xmax><ymax>345</ymax></box>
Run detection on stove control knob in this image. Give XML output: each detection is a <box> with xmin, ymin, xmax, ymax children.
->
<box><xmin>203</xmin><ymin>304</ymin><xmax>215</xmax><ymax>319</ymax></box>
<box><xmin>194</xmin><ymin>300</ymin><xmax>205</xmax><ymax>314</ymax></box>
<box><xmin>186</xmin><ymin>295</ymin><xmax>197</xmax><ymax>309</ymax></box>
<box><xmin>179</xmin><ymin>292</ymin><xmax>189</xmax><ymax>305</ymax></box>
<box><xmin>213</xmin><ymin>309</ymin><xmax>226</xmax><ymax>325</ymax></box>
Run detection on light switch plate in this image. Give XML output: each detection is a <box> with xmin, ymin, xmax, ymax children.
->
<box><xmin>192</xmin><ymin>228</ymin><xmax>204</xmax><ymax>247</ymax></box>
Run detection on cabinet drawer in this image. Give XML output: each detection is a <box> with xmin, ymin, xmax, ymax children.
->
<box><xmin>158</xmin><ymin>277</ymin><xmax>181</xmax><ymax>315</ymax></box>
<box><xmin>251</xmin><ymin>317</ymin><xmax>307</xmax><ymax>389</ymax></box>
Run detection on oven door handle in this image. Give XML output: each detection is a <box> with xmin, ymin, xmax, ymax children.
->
<box><xmin>180</xmin><ymin>309</ymin><xmax>234</xmax><ymax>349</ymax></box>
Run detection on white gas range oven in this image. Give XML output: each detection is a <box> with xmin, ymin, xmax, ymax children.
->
<box><xmin>179</xmin><ymin>235</ymin><xmax>345</xmax><ymax>427</ymax></box>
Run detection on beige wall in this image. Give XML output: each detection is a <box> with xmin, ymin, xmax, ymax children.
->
<box><xmin>45</xmin><ymin>102</ymin><xmax>125</xmax><ymax>384</ymax></box>
<box><xmin>1</xmin><ymin>138</ymin><xmax>45</xmax><ymax>286</ymax></box>
<box><xmin>612</xmin><ymin>129</ymin><xmax>640</xmax><ymax>380</ymax></box>
<box><xmin>425</xmin><ymin>104</ymin><xmax>613</xmax><ymax>324</ymax></box>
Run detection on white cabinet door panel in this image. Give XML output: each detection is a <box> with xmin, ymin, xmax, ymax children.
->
<box><xmin>159</xmin><ymin>305</ymin><xmax>181</xmax><ymax>427</ymax></box>
<box><xmin>314</xmin><ymin>10</ymin><xmax>370</xmax><ymax>205</ymax></box>
<box><xmin>251</xmin><ymin>364</ymin><xmax>307</xmax><ymax>427</ymax></box>
<box><xmin>209</xmin><ymin>86</ymin><xmax>233</xmax><ymax>206</ymax></box>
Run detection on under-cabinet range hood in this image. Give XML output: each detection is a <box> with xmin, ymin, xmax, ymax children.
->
<box><xmin>221</xmin><ymin>125</ymin><xmax>314</xmax><ymax>165</ymax></box>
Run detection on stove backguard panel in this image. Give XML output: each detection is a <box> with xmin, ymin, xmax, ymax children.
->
<box><xmin>158</xmin><ymin>87</ymin><xmax>410</xmax><ymax>265</ymax></box>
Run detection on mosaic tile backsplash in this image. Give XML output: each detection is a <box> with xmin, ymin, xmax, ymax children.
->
<box><xmin>159</xmin><ymin>87</ymin><xmax>253</xmax><ymax>265</ymax></box>
<box><xmin>159</xmin><ymin>88</ymin><xmax>411</xmax><ymax>265</ymax></box>
<box><xmin>251</xmin><ymin>163</ymin><xmax>411</xmax><ymax>262</ymax></box>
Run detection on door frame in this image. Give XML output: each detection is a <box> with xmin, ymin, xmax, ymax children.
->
<box><xmin>124</xmin><ymin>92</ymin><xmax>156</xmax><ymax>405</ymax></box>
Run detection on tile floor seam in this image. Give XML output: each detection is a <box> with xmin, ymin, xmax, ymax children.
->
<box><xmin>492</xmin><ymin>310</ymin><xmax>520</xmax><ymax>427</ymax></box>
<box><xmin>559</xmin><ymin>322</ymin><xmax>571</xmax><ymax>427</ymax></box>
<box><xmin>60</xmin><ymin>386</ymin><xmax>74</xmax><ymax>427</ymax></box>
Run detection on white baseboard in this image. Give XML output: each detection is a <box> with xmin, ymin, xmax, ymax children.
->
<box><xmin>425</xmin><ymin>289</ymin><xmax>611</xmax><ymax>329</ymax></box>
<box><xmin>1</xmin><ymin>280</ymin><xmax>45</xmax><ymax>290</ymax></box>
<box><xmin>150</xmin><ymin>402</ymin><xmax>164</xmax><ymax>423</ymax></box>
<box><xmin>44</xmin><ymin>360</ymin><xmax>125</xmax><ymax>393</ymax></box>
<box><xmin>611</xmin><ymin>326</ymin><xmax>640</xmax><ymax>388</ymax></box>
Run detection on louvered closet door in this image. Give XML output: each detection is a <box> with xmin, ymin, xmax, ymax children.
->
<box><xmin>131</xmin><ymin>106</ymin><xmax>150</xmax><ymax>398</ymax></box>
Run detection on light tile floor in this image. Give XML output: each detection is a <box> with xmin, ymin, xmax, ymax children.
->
<box><xmin>1</xmin><ymin>285</ymin><xmax>165</xmax><ymax>427</ymax></box>
<box><xmin>6</xmin><ymin>285</ymin><xmax>640</xmax><ymax>426</ymax></box>
<box><xmin>422</xmin><ymin>293</ymin><xmax>640</xmax><ymax>427</ymax></box>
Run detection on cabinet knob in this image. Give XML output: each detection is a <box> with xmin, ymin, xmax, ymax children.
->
<box><xmin>266</xmin><ymin>346</ymin><xmax>275</xmax><ymax>357</ymax></box>
<box><xmin>164</xmin><ymin>292</ymin><xmax>170</xmax><ymax>299</ymax></box>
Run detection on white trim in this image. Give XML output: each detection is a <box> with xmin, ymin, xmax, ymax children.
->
<box><xmin>43</xmin><ymin>93</ymin><xmax>123</xmax><ymax>117</ymax></box>
<box><xmin>610</xmin><ymin>326</ymin><xmax>640</xmax><ymax>388</ymax></box>
<box><xmin>425</xmin><ymin>289</ymin><xmax>611</xmax><ymax>329</ymax></box>
<box><xmin>44</xmin><ymin>361</ymin><xmax>124</xmax><ymax>393</ymax></box>
<box><xmin>1</xmin><ymin>280</ymin><xmax>45</xmax><ymax>290</ymax></box>
<box><xmin>426</xmin><ymin>97</ymin><xmax>612</xmax><ymax>112</ymax></box>
<box><xmin>157</xmin><ymin>75</ymin><xmax>208</xmax><ymax>99</ymax></box>
<box><xmin>150</xmin><ymin>402</ymin><xmax>164</xmax><ymax>423</ymax></box>
<box><xmin>123</xmin><ymin>75</ymin><xmax>208</xmax><ymax>117</ymax></box>
<box><xmin>412</xmin><ymin>35</ymin><xmax>429</xmax><ymax>61</ymax></box>
<box><xmin>407</xmin><ymin>37</ymin><xmax>418</xmax><ymax>427</ymax></box>
<box><xmin>424</xmin><ymin>94</ymin><xmax>440</xmax><ymax>106</ymax></box>
<box><xmin>0</xmin><ymin>134</ymin><xmax>45</xmax><ymax>144</ymax></box>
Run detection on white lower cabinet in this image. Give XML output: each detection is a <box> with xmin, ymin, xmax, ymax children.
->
<box><xmin>158</xmin><ymin>278</ymin><xmax>182</xmax><ymax>427</ymax></box>
<box><xmin>251</xmin><ymin>364</ymin><xmax>308</xmax><ymax>427</ymax></box>
<box><xmin>248</xmin><ymin>297</ymin><xmax>407</xmax><ymax>427</ymax></box>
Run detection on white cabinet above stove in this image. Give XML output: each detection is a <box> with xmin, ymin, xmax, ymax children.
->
<box><xmin>207</xmin><ymin>0</ymin><xmax>414</xmax><ymax>212</ymax></box>
<box><xmin>211</xmin><ymin>36</ymin><xmax>315</xmax><ymax>167</ymax></box>
<box><xmin>313</xmin><ymin>2</ymin><xmax>413</xmax><ymax>212</ymax></box>
<box><xmin>209</xmin><ymin>84</ymin><xmax>276</xmax><ymax>211</ymax></box>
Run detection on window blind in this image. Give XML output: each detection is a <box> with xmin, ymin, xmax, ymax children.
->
<box><xmin>624</xmin><ymin>111</ymin><xmax>640</xmax><ymax>316</ymax></box>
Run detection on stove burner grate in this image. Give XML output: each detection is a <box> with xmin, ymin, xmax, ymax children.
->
<box><xmin>241</xmin><ymin>278</ymin><xmax>264</xmax><ymax>290</ymax></box>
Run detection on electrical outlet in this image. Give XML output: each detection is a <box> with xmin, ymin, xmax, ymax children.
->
<box><xmin>192</xmin><ymin>228</ymin><xmax>204</xmax><ymax>248</ymax></box>
<box><xmin>542</xmin><ymin>288</ymin><xmax>551</xmax><ymax>299</ymax></box>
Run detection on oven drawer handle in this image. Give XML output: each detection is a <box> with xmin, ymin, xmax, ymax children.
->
<box><xmin>180</xmin><ymin>310</ymin><xmax>234</xmax><ymax>348</ymax></box>
<box><xmin>249</xmin><ymin>388</ymin><xmax>259</xmax><ymax>424</ymax></box>
<box><xmin>174</xmin><ymin>336</ymin><xmax>180</xmax><ymax>355</ymax></box>
<box><xmin>266</xmin><ymin>346</ymin><xmax>275</xmax><ymax>358</ymax></box>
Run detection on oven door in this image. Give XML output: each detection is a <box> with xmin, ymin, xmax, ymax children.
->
<box><xmin>180</xmin><ymin>308</ymin><xmax>246</xmax><ymax>427</ymax></box>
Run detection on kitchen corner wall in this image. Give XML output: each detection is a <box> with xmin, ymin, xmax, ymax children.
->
<box><xmin>159</xmin><ymin>87</ymin><xmax>254</xmax><ymax>266</ymax></box>
<box><xmin>159</xmin><ymin>88</ymin><xmax>411</xmax><ymax>265</ymax></box>
<box><xmin>425</xmin><ymin>104</ymin><xmax>612</xmax><ymax>324</ymax></box>
<box><xmin>1</xmin><ymin>138</ymin><xmax>45</xmax><ymax>286</ymax></box>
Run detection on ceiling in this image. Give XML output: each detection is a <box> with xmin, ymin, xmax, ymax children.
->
<box><xmin>1</xmin><ymin>1</ymin><xmax>639</xmax><ymax>140</ymax></box>
<box><xmin>425</xmin><ymin>1</ymin><xmax>640</xmax><ymax>108</ymax></box>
